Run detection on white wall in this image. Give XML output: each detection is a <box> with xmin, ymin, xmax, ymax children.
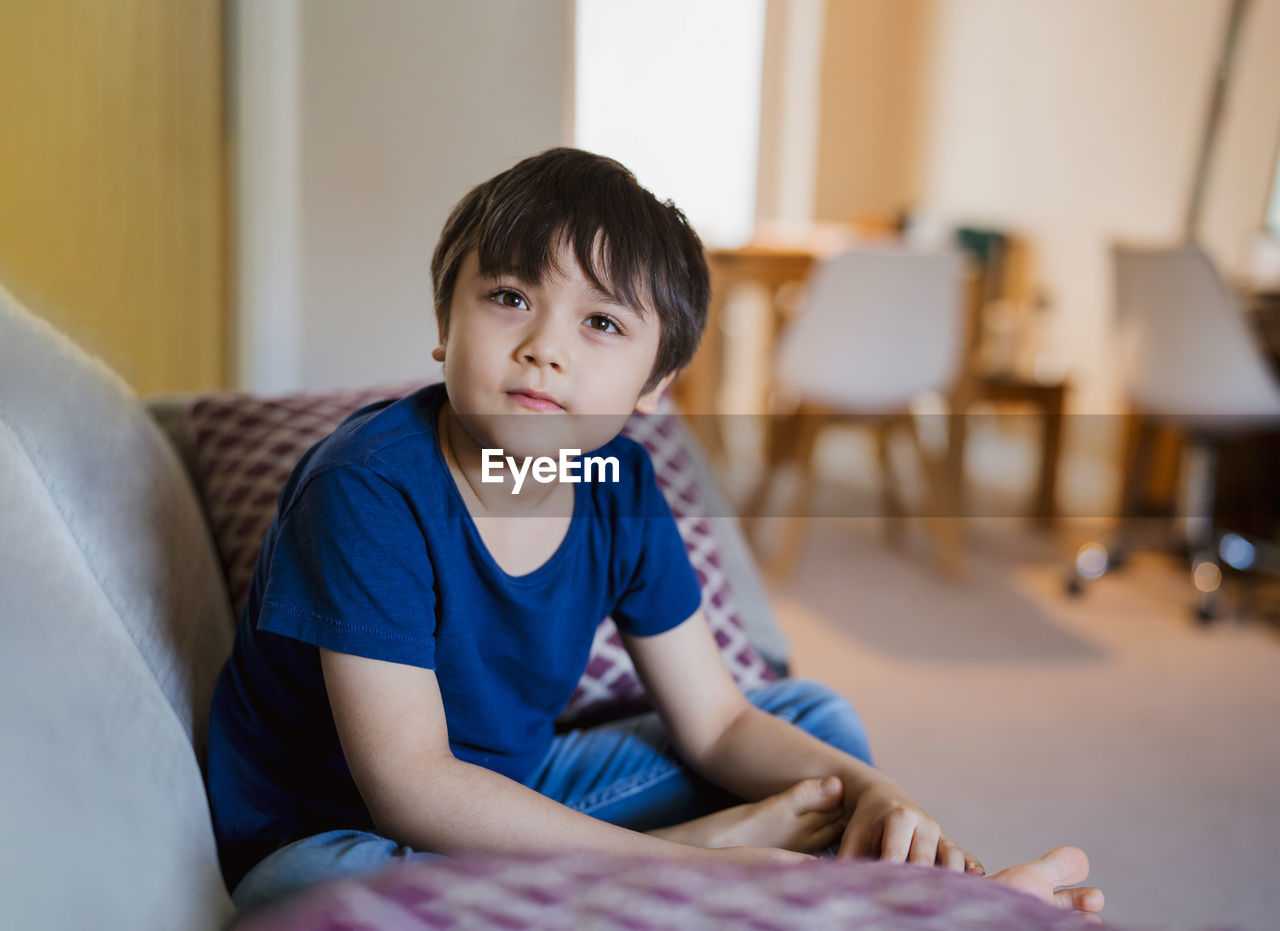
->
<box><xmin>234</xmin><ymin>0</ymin><xmax>573</xmax><ymax>393</ymax></box>
<box><xmin>916</xmin><ymin>0</ymin><xmax>1280</xmax><ymax>414</ymax></box>
<box><xmin>756</xmin><ymin>0</ymin><xmax>825</xmax><ymax>226</ymax></box>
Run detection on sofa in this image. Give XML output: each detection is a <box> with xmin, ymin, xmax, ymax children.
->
<box><xmin>0</xmin><ymin>286</ymin><xmax>1115</xmax><ymax>930</ymax></box>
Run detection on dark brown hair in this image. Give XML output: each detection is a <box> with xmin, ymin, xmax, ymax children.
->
<box><xmin>430</xmin><ymin>147</ymin><xmax>709</xmax><ymax>392</ymax></box>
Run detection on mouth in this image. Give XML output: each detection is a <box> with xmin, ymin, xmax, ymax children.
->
<box><xmin>505</xmin><ymin>388</ymin><xmax>565</xmax><ymax>412</ymax></box>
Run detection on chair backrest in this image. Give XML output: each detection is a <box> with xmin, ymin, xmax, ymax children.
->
<box><xmin>1113</xmin><ymin>243</ymin><xmax>1280</xmax><ymax>422</ymax></box>
<box><xmin>776</xmin><ymin>245</ymin><xmax>967</xmax><ymax>411</ymax></box>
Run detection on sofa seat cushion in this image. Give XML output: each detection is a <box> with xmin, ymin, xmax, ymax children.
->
<box><xmin>186</xmin><ymin>383</ymin><xmax>776</xmax><ymax>727</ymax></box>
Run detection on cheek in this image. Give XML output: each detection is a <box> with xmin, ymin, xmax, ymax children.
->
<box><xmin>444</xmin><ymin>332</ymin><xmax>495</xmax><ymax>384</ymax></box>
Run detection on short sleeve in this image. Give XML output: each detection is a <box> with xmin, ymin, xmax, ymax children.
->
<box><xmin>609</xmin><ymin>449</ymin><xmax>703</xmax><ymax>637</ymax></box>
<box><xmin>257</xmin><ymin>464</ymin><xmax>438</xmax><ymax>667</ymax></box>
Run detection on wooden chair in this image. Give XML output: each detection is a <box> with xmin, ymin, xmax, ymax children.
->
<box><xmin>743</xmin><ymin>244</ymin><xmax>970</xmax><ymax>580</ymax></box>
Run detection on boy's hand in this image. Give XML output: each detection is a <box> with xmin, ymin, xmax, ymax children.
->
<box><xmin>836</xmin><ymin>777</ymin><xmax>982</xmax><ymax>874</ymax></box>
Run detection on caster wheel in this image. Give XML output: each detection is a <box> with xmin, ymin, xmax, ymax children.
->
<box><xmin>1195</xmin><ymin>595</ymin><xmax>1221</xmax><ymax>625</ymax></box>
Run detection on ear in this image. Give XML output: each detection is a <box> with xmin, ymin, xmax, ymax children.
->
<box><xmin>634</xmin><ymin>371</ymin><xmax>676</xmax><ymax>415</ymax></box>
<box><xmin>431</xmin><ymin>345</ymin><xmax>446</xmax><ymax>362</ymax></box>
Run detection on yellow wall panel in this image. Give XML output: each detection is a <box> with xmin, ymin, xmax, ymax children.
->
<box><xmin>0</xmin><ymin>0</ymin><xmax>227</xmax><ymax>394</ymax></box>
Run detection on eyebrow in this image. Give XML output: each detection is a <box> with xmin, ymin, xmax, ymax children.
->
<box><xmin>583</xmin><ymin>282</ymin><xmax>645</xmax><ymax>320</ymax></box>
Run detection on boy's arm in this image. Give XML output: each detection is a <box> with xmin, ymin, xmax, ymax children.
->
<box><xmin>620</xmin><ymin>609</ymin><xmax>976</xmax><ymax>872</ymax></box>
<box><xmin>318</xmin><ymin>648</ymin><xmax>805</xmax><ymax>865</ymax></box>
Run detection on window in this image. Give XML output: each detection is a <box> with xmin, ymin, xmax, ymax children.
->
<box><xmin>574</xmin><ymin>0</ymin><xmax>766</xmax><ymax>247</ymax></box>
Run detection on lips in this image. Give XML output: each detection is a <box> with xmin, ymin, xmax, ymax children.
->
<box><xmin>506</xmin><ymin>388</ymin><xmax>565</xmax><ymax>412</ymax></box>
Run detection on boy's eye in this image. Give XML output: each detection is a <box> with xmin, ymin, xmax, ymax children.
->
<box><xmin>584</xmin><ymin>313</ymin><xmax>622</xmax><ymax>335</ymax></box>
<box><xmin>491</xmin><ymin>288</ymin><xmax>528</xmax><ymax>310</ymax></box>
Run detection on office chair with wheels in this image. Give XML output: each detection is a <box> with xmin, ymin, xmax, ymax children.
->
<box><xmin>1068</xmin><ymin>243</ymin><xmax>1280</xmax><ymax>619</ymax></box>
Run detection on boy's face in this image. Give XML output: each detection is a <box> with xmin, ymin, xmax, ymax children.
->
<box><xmin>433</xmin><ymin>244</ymin><xmax>673</xmax><ymax>459</ymax></box>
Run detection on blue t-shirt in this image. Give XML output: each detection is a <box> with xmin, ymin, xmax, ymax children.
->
<box><xmin>205</xmin><ymin>383</ymin><xmax>702</xmax><ymax>889</ymax></box>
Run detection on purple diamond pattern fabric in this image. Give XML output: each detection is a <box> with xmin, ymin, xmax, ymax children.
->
<box><xmin>234</xmin><ymin>852</ymin><xmax>1123</xmax><ymax>931</ymax></box>
<box><xmin>186</xmin><ymin>384</ymin><xmax>774</xmax><ymax>728</ymax></box>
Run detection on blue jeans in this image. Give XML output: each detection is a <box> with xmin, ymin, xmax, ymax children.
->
<box><xmin>231</xmin><ymin>678</ymin><xmax>871</xmax><ymax>916</ymax></box>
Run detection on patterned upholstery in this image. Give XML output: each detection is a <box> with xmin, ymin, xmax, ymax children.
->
<box><xmin>186</xmin><ymin>382</ymin><xmax>774</xmax><ymax>727</ymax></box>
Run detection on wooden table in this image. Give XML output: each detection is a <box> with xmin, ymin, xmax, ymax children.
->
<box><xmin>950</xmin><ymin>373</ymin><xmax>1067</xmax><ymax>527</ymax></box>
<box><xmin>674</xmin><ymin>245</ymin><xmax>813</xmax><ymax>456</ymax></box>
<box><xmin>672</xmin><ymin>231</ymin><xmax>845</xmax><ymax>454</ymax></box>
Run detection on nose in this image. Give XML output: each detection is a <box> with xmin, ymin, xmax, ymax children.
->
<box><xmin>516</xmin><ymin>313</ymin><xmax>567</xmax><ymax>371</ymax></box>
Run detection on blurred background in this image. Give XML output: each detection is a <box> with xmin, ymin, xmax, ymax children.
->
<box><xmin>2</xmin><ymin>1</ymin><xmax>1280</xmax><ymax>928</ymax></box>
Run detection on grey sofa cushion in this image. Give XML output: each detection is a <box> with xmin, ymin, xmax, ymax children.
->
<box><xmin>0</xmin><ymin>426</ymin><xmax>234</xmax><ymax>929</ymax></box>
<box><xmin>680</xmin><ymin>429</ymin><xmax>791</xmax><ymax>672</ymax></box>
<box><xmin>0</xmin><ymin>286</ymin><xmax>235</xmax><ymax>928</ymax></box>
<box><xmin>0</xmin><ymin>290</ymin><xmax>234</xmax><ymax>749</ymax></box>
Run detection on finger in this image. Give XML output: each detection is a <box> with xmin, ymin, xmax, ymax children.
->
<box><xmin>1032</xmin><ymin>846</ymin><xmax>1091</xmax><ymax>888</ymax></box>
<box><xmin>1054</xmin><ymin>886</ymin><xmax>1105</xmax><ymax>914</ymax></box>
<box><xmin>936</xmin><ymin>837</ymin><xmax>967</xmax><ymax>872</ymax></box>
<box><xmin>963</xmin><ymin>854</ymin><xmax>985</xmax><ymax>876</ymax></box>
<box><xmin>878</xmin><ymin>810</ymin><xmax>916</xmax><ymax>863</ymax></box>
<box><xmin>907</xmin><ymin>821</ymin><xmax>941</xmax><ymax>866</ymax></box>
<box><xmin>837</xmin><ymin>818</ymin><xmax>878</xmax><ymax>859</ymax></box>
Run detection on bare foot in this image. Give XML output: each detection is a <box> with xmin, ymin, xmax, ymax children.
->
<box><xmin>647</xmin><ymin>777</ymin><xmax>846</xmax><ymax>853</ymax></box>
<box><xmin>987</xmin><ymin>846</ymin><xmax>1105</xmax><ymax>916</ymax></box>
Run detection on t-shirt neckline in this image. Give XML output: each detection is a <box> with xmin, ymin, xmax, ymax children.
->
<box><xmin>424</xmin><ymin>385</ymin><xmax>585</xmax><ymax>587</ymax></box>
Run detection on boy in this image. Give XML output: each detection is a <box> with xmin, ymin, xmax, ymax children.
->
<box><xmin>206</xmin><ymin>148</ymin><xmax>1102</xmax><ymax>917</ymax></box>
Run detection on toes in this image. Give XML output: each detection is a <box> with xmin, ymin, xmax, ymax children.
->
<box><xmin>806</xmin><ymin>819</ymin><xmax>844</xmax><ymax>851</ymax></box>
<box><xmin>785</xmin><ymin>776</ymin><xmax>844</xmax><ymax>813</ymax></box>
<box><xmin>1054</xmin><ymin>886</ymin><xmax>1104</xmax><ymax>913</ymax></box>
<box><xmin>1034</xmin><ymin>846</ymin><xmax>1090</xmax><ymax>888</ymax></box>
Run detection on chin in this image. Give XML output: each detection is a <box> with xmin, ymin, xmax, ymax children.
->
<box><xmin>495</xmin><ymin>415</ymin><xmax>624</xmax><ymax>460</ymax></box>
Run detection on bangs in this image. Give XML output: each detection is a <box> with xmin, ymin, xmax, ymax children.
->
<box><xmin>473</xmin><ymin>181</ymin><xmax>662</xmax><ymax>320</ymax></box>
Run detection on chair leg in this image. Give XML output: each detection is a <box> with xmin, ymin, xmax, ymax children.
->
<box><xmin>1184</xmin><ymin>439</ymin><xmax>1224</xmax><ymax>623</ymax></box>
<box><xmin>1066</xmin><ymin>431</ymin><xmax>1232</xmax><ymax>624</ymax></box>
<box><xmin>907</xmin><ymin>414</ymin><xmax>966</xmax><ymax>581</ymax></box>
<box><xmin>740</xmin><ymin>410</ymin><xmax>802</xmax><ymax>551</ymax></box>
<box><xmin>945</xmin><ymin>380</ymin><xmax>978</xmax><ymax>523</ymax></box>
<box><xmin>766</xmin><ymin>412</ymin><xmax>827</xmax><ymax>581</ymax></box>
<box><xmin>875</xmin><ymin>417</ymin><xmax>906</xmax><ymax>546</ymax></box>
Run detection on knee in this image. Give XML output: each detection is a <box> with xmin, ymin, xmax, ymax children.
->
<box><xmin>231</xmin><ymin>829</ymin><xmax>403</xmax><ymax>917</ymax></box>
<box><xmin>752</xmin><ymin>677</ymin><xmax>853</xmax><ymax>719</ymax></box>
